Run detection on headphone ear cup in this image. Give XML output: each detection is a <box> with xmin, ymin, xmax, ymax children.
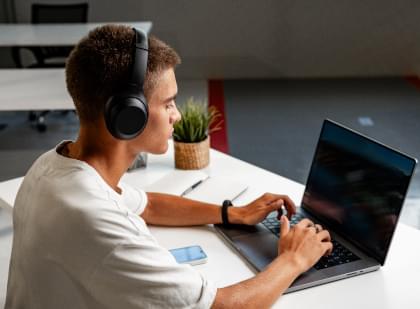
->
<box><xmin>105</xmin><ymin>94</ymin><xmax>148</xmax><ymax>140</ymax></box>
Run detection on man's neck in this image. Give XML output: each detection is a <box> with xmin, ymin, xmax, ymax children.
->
<box><xmin>66</xmin><ymin>125</ymin><xmax>136</xmax><ymax>194</ymax></box>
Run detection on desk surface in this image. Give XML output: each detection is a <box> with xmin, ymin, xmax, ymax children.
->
<box><xmin>1</xmin><ymin>143</ymin><xmax>419</xmax><ymax>308</ymax></box>
<box><xmin>0</xmin><ymin>22</ymin><xmax>152</xmax><ymax>46</ymax></box>
<box><xmin>0</xmin><ymin>69</ymin><xmax>72</xmax><ymax>111</ymax></box>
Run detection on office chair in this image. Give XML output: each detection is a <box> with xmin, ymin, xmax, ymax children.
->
<box><xmin>11</xmin><ymin>3</ymin><xmax>88</xmax><ymax>132</ymax></box>
<box><xmin>12</xmin><ymin>3</ymin><xmax>88</xmax><ymax>68</ymax></box>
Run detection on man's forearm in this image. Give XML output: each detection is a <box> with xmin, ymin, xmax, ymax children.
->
<box><xmin>142</xmin><ymin>192</ymin><xmax>242</xmax><ymax>226</ymax></box>
<box><xmin>212</xmin><ymin>253</ymin><xmax>301</xmax><ymax>309</ymax></box>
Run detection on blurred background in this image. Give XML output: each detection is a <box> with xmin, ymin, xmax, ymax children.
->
<box><xmin>1</xmin><ymin>1</ymin><xmax>420</xmax><ymax>306</ymax></box>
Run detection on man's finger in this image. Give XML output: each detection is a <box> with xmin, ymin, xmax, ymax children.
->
<box><xmin>268</xmin><ymin>198</ymin><xmax>284</xmax><ymax>211</ymax></box>
<box><xmin>314</xmin><ymin>224</ymin><xmax>323</xmax><ymax>233</ymax></box>
<box><xmin>322</xmin><ymin>241</ymin><xmax>333</xmax><ymax>256</ymax></box>
<box><xmin>295</xmin><ymin>218</ymin><xmax>314</xmax><ymax>229</ymax></box>
<box><xmin>260</xmin><ymin>193</ymin><xmax>272</xmax><ymax>200</ymax></box>
<box><xmin>316</xmin><ymin>230</ymin><xmax>331</xmax><ymax>242</ymax></box>
<box><xmin>260</xmin><ymin>193</ymin><xmax>296</xmax><ymax>219</ymax></box>
<box><xmin>279</xmin><ymin>195</ymin><xmax>297</xmax><ymax>216</ymax></box>
<box><xmin>280</xmin><ymin>215</ymin><xmax>290</xmax><ymax>238</ymax></box>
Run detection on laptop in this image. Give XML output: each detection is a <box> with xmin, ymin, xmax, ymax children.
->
<box><xmin>215</xmin><ymin>119</ymin><xmax>417</xmax><ymax>293</ymax></box>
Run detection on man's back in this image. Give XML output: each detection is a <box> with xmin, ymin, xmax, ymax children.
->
<box><xmin>5</xmin><ymin>143</ymin><xmax>216</xmax><ymax>309</ymax></box>
<box><xmin>6</xmin><ymin>146</ymin><xmax>128</xmax><ymax>308</ymax></box>
<box><xmin>6</xmin><ymin>144</ymin><xmax>139</xmax><ymax>308</ymax></box>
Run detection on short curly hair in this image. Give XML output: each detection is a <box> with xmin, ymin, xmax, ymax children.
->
<box><xmin>66</xmin><ymin>24</ymin><xmax>181</xmax><ymax>124</ymax></box>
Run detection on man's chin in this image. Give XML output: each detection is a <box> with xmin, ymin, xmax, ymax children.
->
<box><xmin>149</xmin><ymin>142</ymin><xmax>169</xmax><ymax>155</ymax></box>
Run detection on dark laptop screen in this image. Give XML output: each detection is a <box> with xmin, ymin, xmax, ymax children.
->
<box><xmin>302</xmin><ymin>120</ymin><xmax>416</xmax><ymax>265</ymax></box>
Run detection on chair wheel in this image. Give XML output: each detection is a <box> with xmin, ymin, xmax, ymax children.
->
<box><xmin>36</xmin><ymin>123</ymin><xmax>47</xmax><ymax>132</ymax></box>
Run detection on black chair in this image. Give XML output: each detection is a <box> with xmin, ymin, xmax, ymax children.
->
<box><xmin>12</xmin><ymin>3</ymin><xmax>88</xmax><ymax>68</ymax></box>
<box><xmin>11</xmin><ymin>3</ymin><xmax>88</xmax><ymax>132</ymax></box>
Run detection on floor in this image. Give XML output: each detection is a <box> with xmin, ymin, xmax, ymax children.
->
<box><xmin>0</xmin><ymin>77</ymin><xmax>419</xmax><ymax>306</ymax></box>
<box><xmin>224</xmin><ymin>78</ymin><xmax>420</xmax><ymax>230</ymax></box>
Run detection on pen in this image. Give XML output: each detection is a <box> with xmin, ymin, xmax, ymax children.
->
<box><xmin>180</xmin><ymin>179</ymin><xmax>206</xmax><ymax>196</ymax></box>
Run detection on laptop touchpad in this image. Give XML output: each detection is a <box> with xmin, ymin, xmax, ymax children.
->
<box><xmin>233</xmin><ymin>232</ymin><xmax>278</xmax><ymax>271</ymax></box>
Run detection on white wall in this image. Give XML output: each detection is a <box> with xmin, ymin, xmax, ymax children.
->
<box><xmin>5</xmin><ymin>0</ymin><xmax>420</xmax><ymax>78</ymax></box>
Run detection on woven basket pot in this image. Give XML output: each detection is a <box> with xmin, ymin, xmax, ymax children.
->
<box><xmin>174</xmin><ymin>136</ymin><xmax>210</xmax><ymax>170</ymax></box>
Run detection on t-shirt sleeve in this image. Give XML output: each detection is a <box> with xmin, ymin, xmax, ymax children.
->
<box><xmin>120</xmin><ymin>183</ymin><xmax>148</xmax><ymax>216</ymax></box>
<box><xmin>87</xmin><ymin>237</ymin><xmax>217</xmax><ymax>309</ymax></box>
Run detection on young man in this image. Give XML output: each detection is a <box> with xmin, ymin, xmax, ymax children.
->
<box><xmin>6</xmin><ymin>25</ymin><xmax>332</xmax><ymax>308</ymax></box>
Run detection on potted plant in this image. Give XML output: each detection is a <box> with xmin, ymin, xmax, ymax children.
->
<box><xmin>173</xmin><ymin>97</ymin><xmax>222</xmax><ymax>169</ymax></box>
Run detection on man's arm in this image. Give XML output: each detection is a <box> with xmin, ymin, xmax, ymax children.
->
<box><xmin>141</xmin><ymin>192</ymin><xmax>240</xmax><ymax>226</ymax></box>
<box><xmin>212</xmin><ymin>253</ymin><xmax>301</xmax><ymax>308</ymax></box>
<box><xmin>141</xmin><ymin>192</ymin><xmax>294</xmax><ymax>226</ymax></box>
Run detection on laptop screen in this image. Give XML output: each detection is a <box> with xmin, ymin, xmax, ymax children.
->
<box><xmin>302</xmin><ymin>120</ymin><xmax>416</xmax><ymax>265</ymax></box>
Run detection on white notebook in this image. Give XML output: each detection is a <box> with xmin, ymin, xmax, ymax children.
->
<box><xmin>145</xmin><ymin>170</ymin><xmax>248</xmax><ymax>205</ymax></box>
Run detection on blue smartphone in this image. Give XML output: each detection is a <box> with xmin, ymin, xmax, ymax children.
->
<box><xmin>169</xmin><ymin>245</ymin><xmax>208</xmax><ymax>265</ymax></box>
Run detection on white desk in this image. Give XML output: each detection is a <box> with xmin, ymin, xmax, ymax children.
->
<box><xmin>1</xmin><ymin>144</ymin><xmax>419</xmax><ymax>308</ymax></box>
<box><xmin>0</xmin><ymin>69</ymin><xmax>72</xmax><ymax>111</ymax></box>
<box><xmin>0</xmin><ymin>22</ymin><xmax>152</xmax><ymax>46</ymax></box>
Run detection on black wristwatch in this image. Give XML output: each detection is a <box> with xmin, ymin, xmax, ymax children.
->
<box><xmin>221</xmin><ymin>199</ymin><xmax>233</xmax><ymax>226</ymax></box>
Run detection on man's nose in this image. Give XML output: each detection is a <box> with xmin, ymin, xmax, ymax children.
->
<box><xmin>172</xmin><ymin>106</ymin><xmax>182</xmax><ymax>123</ymax></box>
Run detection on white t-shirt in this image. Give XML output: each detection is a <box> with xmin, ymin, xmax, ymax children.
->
<box><xmin>6</xmin><ymin>143</ymin><xmax>217</xmax><ymax>309</ymax></box>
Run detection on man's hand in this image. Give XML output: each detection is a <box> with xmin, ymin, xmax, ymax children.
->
<box><xmin>212</xmin><ymin>213</ymin><xmax>332</xmax><ymax>309</ymax></box>
<box><xmin>278</xmin><ymin>216</ymin><xmax>333</xmax><ymax>273</ymax></box>
<box><xmin>230</xmin><ymin>193</ymin><xmax>296</xmax><ymax>225</ymax></box>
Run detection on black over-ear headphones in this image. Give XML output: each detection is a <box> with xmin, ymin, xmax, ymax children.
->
<box><xmin>105</xmin><ymin>28</ymin><xmax>149</xmax><ymax>140</ymax></box>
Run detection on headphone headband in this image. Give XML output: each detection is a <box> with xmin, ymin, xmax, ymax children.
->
<box><xmin>130</xmin><ymin>28</ymin><xmax>148</xmax><ymax>89</ymax></box>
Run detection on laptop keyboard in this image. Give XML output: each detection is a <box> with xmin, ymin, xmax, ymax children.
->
<box><xmin>262</xmin><ymin>214</ymin><xmax>360</xmax><ymax>270</ymax></box>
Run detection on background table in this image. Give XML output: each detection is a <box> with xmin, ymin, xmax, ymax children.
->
<box><xmin>0</xmin><ymin>69</ymin><xmax>72</xmax><ymax>111</ymax></box>
<box><xmin>0</xmin><ymin>142</ymin><xmax>419</xmax><ymax>308</ymax></box>
<box><xmin>0</xmin><ymin>22</ymin><xmax>152</xmax><ymax>46</ymax></box>
<box><xmin>0</xmin><ymin>21</ymin><xmax>152</xmax><ymax>111</ymax></box>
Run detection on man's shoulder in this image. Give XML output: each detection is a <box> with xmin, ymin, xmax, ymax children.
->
<box><xmin>18</xmin><ymin>151</ymin><xmax>111</xmax><ymax>214</ymax></box>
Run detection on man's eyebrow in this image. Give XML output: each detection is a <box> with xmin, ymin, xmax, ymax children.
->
<box><xmin>163</xmin><ymin>94</ymin><xmax>177</xmax><ymax>103</ymax></box>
